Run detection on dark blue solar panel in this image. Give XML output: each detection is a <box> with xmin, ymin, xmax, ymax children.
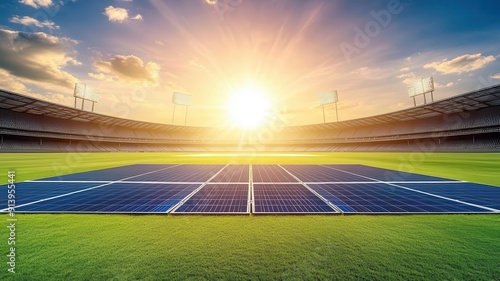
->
<box><xmin>42</xmin><ymin>164</ymin><xmax>176</xmax><ymax>181</ymax></box>
<box><xmin>173</xmin><ymin>184</ymin><xmax>249</xmax><ymax>213</ymax></box>
<box><xmin>322</xmin><ymin>165</ymin><xmax>454</xmax><ymax>182</ymax></box>
<box><xmin>0</xmin><ymin>182</ymin><xmax>103</xmax><ymax>210</ymax></box>
<box><xmin>398</xmin><ymin>183</ymin><xmax>500</xmax><ymax>210</ymax></box>
<box><xmin>125</xmin><ymin>165</ymin><xmax>225</xmax><ymax>182</ymax></box>
<box><xmin>252</xmin><ymin>165</ymin><xmax>297</xmax><ymax>182</ymax></box>
<box><xmin>281</xmin><ymin>165</ymin><xmax>375</xmax><ymax>182</ymax></box>
<box><xmin>14</xmin><ymin>183</ymin><xmax>200</xmax><ymax>213</ymax></box>
<box><xmin>307</xmin><ymin>183</ymin><xmax>489</xmax><ymax>213</ymax></box>
<box><xmin>253</xmin><ymin>184</ymin><xmax>336</xmax><ymax>213</ymax></box>
<box><xmin>210</xmin><ymin>165</ymin><xmax>249</xmax><ymax>182</ymax></box>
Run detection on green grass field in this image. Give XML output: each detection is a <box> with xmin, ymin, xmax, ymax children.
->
<box><xmin>1</xmin><ymin>152</ymin><xmax>499</xmax><ymax>280</ymax></box>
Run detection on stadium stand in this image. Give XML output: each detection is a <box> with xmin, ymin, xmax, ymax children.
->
<box><xmin>1</xmin><ymin>85</ymin><xmax>500</xmax><ymax>152</ymax></box>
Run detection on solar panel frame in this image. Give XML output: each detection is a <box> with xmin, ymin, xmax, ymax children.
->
<box><xmin>320</xmin><ymin>164</ymin><xmax>455</xmax><ymax>182</ymax></box>
<box><xmin>171</xmin><ymin>183</ymin><xmax>250</xmax><ymax>214</ymax></box>
<box><xmin>41</xmin><ymin>164</ymin><xmax>181</xmax><ymax>181</ymax></box>
<box><xmin>12</xmin><ymin>183</ymin><xmax>202</xmax><ymax>214</ymax></box>
<box><xmin>281</xmin><ymin>164</ymin><xmax>376</xmax><ymax>183</ymax></box>
<box><xmin>252</xmin><ymin>165</ymin><xmax>298</xmax><ymax>183</ymax></box>
<box><xmin>124</xmin><ymin>164</ymin><xmax>226</xmax><ymax>183</ymax></box>
<box><xmin>307</xmin><ymin>183</ymin><xmax>493</xmax><ymax>214</ymax></box>
<box><xmin>395</xmin><ymin>182</ymin><xmax>500</xmax><ymax>211</ymax></box>
<box><xmin>209</xmin><ymin>165</ymin><xmax>250</xmax><ymax>183</ymax></box>
<box><xmin>3</xmin><ymin>163</ymin><xmax>498</xmax><ymax>215</ymax></box>
<box><xmin>252</xmin><ymin>183</ymin><xmax>338</xmax><ymax>214</ymax></box>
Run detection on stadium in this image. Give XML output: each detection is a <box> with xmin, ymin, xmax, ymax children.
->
<box><xmin>1</xmin><ymin>0</ymin><xmax>500</xmax><ymax>280</ymax></box>
<box><xmin>1</xmin><ymin>85</ymin><xmax>500</xmax><ymax>153</ymax></box>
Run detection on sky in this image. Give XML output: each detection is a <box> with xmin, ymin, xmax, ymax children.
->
<box><xmin>0</xmin><ymin>0</ymin><xmax>499</xmax><ymax>127</ymax></box>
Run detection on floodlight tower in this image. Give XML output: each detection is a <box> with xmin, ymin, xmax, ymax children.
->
<box><xmin>172</xmin><ymin>92</ymin><xmax>192</xmax><ymax>125</ymax></box>
<box><xmin>407</xmin><ymin>77</ymin><xmax>434</xmax><ymax>107</ymax></box>
<box><xmin>73</xmin><ymin>83</ymin><xmax>100</xmax><ymax>112</ymax></box>
<box><xmin>319</xmin><ymin>91</ymin><xmax>339</xmax><ymax>123</ymax></box>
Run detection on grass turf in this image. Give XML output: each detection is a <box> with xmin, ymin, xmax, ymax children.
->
<box><xmin>1</xmin><ymin>152</ymin><xmax>499</xmax><ymax>280</ymax></box>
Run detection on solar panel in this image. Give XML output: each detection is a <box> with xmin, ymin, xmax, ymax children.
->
<box><xmin>3</xmin><ymin>164</ymin><xmax>497</xmax><ymax>215</ymax></box>
<box><xmin>210</xmin><ymin>165</ymin><xmax>249</xmax><ymax>183</ymax></box>
<box><xmin>397</xmin><ymin>182</ymin><xmax>500</xmax><ymax>210</ymax></box>
<box><xmin>14</xmin><ymin>183</ymin><xmax>201</xmax><ymax>213</ymax></box>
<box><xmin>42</xmin><ymin>164</ymin><xmax>177</xmax><ymax>181</ymax></box>
<box><xmin>252</xmin><ymin>165</ymin><xmax>297</xmax><ymax>183</ymax></box>
<box><xmin>125</xmin><ymin>165</ymin><xmax>225</xmax><ymax>182</ymax></box>
<box><xmin>321</xmin><ymin>165</ymin><xmax>454</xmax><ymax>182</ymax></box>
<box><xmin>281</xmin><ymin>165</ymin><xmax>374</xmax><ymax>182</ymax></box>
<box><xmin>0</xmin><ymin>182</ymin><xmax>103</xmax><ymax>210</ymax></box>
<box><xmin>173</xmin><ymin>184</ymin><xmax>249</xmax><ymax>213</ymax></box>
<box><xmin>307</xmin><ymin>183</ymin><xmax>490</xmax><ymax>213</ymax></box>
<box><xmin>253</xmin><ymin>184</ymin><xmax>337</xmax><ymax>213</ymax></box>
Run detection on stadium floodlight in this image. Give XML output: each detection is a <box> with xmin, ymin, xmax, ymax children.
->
<box><xmin>73</xmin><ymin>83</ymin><xmax>100</xmax><ymax>112</ymax></box>
<box><xmin>319</xmin><ymin>91</ymin><xmax>339</xmax><ymax>123</ymax></box>
<box><xmin>407</xmin><ymin>77</ymin><xmax>434</xmax><ymax>106</ymax></box>
<box><xmin>171</xmin><ymin>92</ymin><xmax>192</xmax><ymax>125</ymax></box>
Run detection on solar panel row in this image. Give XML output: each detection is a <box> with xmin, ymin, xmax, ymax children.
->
<box><xmin>1</xmin><ymin>164</ymin><xmax>498</xmax><ymax>214</ymax></box>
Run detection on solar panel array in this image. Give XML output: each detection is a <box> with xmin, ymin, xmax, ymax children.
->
<box><xmin>1</xmin><ymin>164</ymin><xmax>499</xmax><ymax>214</ymax></box>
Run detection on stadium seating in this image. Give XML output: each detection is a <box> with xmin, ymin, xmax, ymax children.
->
<box><xmin>1</xmin><ymin>86</ymin><xmax>500</xmax><ymax>152</ymax></box>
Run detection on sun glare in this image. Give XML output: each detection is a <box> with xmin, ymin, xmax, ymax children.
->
<box><xmin>227</xmin><ymin>86</ymin><xmax>271</xmax><ymax>129</ymax></box>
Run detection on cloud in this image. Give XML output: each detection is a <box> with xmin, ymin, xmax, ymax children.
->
<box><xmin>397</xmin><ymin>72</ymin><xmax>418</xmax><ymax>84</ymax></box>
<box><xmin>0</xmin><ymin>69</ymin><xmax>28</xmax><ymax>92</ymax></box>
<box><xmin>0</xmin><ymin>28</ymin><xmax>79</xmax><ymax>89</ymax></box>
<box><xmin>104</xmin><ymin>6</ymin><xmax>142</xmax><ymax>22</ymax></box>
<box><xmin>435</xmin><ymin>82</ymin><xmax>454</xmax><ymax>88</ymax></box>
<box><xmin>92</xmin><ymin>55</ymin><xmax>160</xmax><ymax>84</ymax></box>
<box><xmin>400</xmin><ymin>67</ymin><xmax>409</xmax><ymax>72</ymax></box>
<box><xmin>19</xmin><ymin>0</ymin><xmax>53</xmax><ymax>8</ymax></box>
<box><xmin>350</xmin><ymin>67</ymin><xmax>371</xmax><ymax>76</ymax></box>
<box><xmin>88</xmin><ymin>72</ymin><xmax>113</xmax><ymax>82</ymax></box>
<box><xmin>491</xmin><ymin>73</ymin><xmax>500</xmax><ymax>80</ymax></box>
<box><xmin>104</xmin><ymin>6</ymin><xmax>128</xmax><ymax>22</ymax></box>
<box><xmin>9</xmin><ymin>16</ymin><xmax>59</xmax><ymax>30</ymax></box>
<box><xmin>424</xmin><ymin>53</ymin><xmax>496</xmax><ymax>74</ymax></box>
<box><xmin>131</xmin><ymin>14</ymin><xmax>143</xmax><ymax>21</ymax></box>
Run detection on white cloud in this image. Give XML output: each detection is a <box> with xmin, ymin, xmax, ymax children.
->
<box><xmin>400</xmin><ymin>67</ymin><xmax>409</xmax><ymax>72</ymax></box>
<box><xmin>0</xmin><ymin>29</ymin><xmax>79</xmax><ymax>89</ymax></box>
<box><xmin>424</xmin><ymin>53</ymin><xmax>496</xmax><ymax>74</ymax></box>
<box><xmin>491</xmin><ymin>73</ymin><xmax>500</xmax><ymax>80</ymax></box>
<box><xmin>104</xmin><ymin>6</ymin><xmax>142</xmax><ymax>22</ymax></box>
<box><xmin>88</xmin><ymin>72</ymin><xmax>113</xmax><ymax>82</ymax></box>
<box><xmin>435</xmin><ymin>82</ymin><xmax>454</xmax><ymax>88</ymax></box>
<box><xmin>104</xmin><ymin>6</ymin><xmax>129</xmax><ymax>22</ymax></box>
<box><xmin>155</xmin><ymin>40</ymin><xmax>165</xmax><ymax>46</ymax></box>
<box><xmin>9</xmin><ymin>16</ymin><xmax>59</xmax><ymax>30</ymax></box>
<box><xmin>397</xmin><ymin>72</ymin><xmax>418</xmax><ymax>84</ymax></box>
<box><xmin>92</xmin><ymin>55</ymin><xmax>160</xmax><ymax>84</ymax></box>
<box><xmin>131</xmin><ymin>14</ymin><xmax>143</xmax><ymax>21</ymax></box>
<box><xmin>19</xmin><ymin>0</ymin><xmax>53</xmax><ymax>8</ymax></box>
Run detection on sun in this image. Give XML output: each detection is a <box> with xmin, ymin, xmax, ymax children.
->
<box><xmin>227</xmin><ymin>85</ymin><xmax>271</xmax><ymax>129</ymax></box>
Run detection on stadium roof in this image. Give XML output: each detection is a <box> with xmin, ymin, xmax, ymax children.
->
<box><xmin>1</xmin><ymin>84</ymin><xmax>500</xmax><ymax>131</ymax></box>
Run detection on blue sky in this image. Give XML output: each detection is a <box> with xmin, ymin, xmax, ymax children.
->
<box><xmin>0</xmin><ymin>0</ymin><xmax>499</xmax><ymax>126</ymax></box>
